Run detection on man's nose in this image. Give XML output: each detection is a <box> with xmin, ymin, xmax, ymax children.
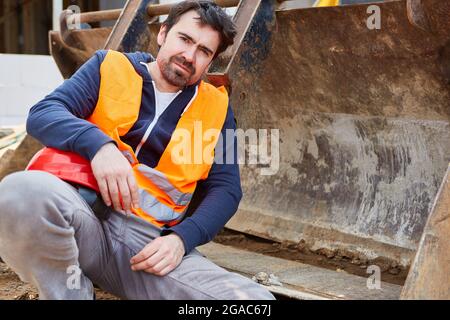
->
<box><xmin>182</xmin><ymin>47</ymin><xmax>196</xmax><ymax>64</ymax></box>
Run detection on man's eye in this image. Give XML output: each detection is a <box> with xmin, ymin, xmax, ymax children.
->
<box><xmin>180</xmin><ymin>37</ymin><xmax>188</xmax><ymax>43</ymax></box>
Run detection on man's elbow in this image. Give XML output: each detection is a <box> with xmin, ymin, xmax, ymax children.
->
<box><xmin>230</xmin><ymin>184</ymin><xmax>243</xmax><ymax>208</ymax></box>
<box><xmin>25</xmin><ymin>108</ymin><xmax>37</xmax><ymax>137</ymax></box>
<box><xmin>26</xmin><ymin>102</ymin><xmax>47</xmax><ymax>141</ymax></box>
<box><xmin>236</xmin><ymin>186</ymin><xmax>243</xmax><ymax>203</ymax></box>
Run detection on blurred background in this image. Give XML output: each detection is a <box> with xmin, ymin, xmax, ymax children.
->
<box><xmin>0</xmin><ymin>0</ymin><xmax>128</xmax><ymax>55</ymax></box>
<box><xmin>0</xmin><ymin>0</ymin><xmax>240</xmax><ymax>126</ymax></box>
<box><xmin>0</xmin><ymin>0</ymin><xmax>176</xmax><ymax>126</ymax></box>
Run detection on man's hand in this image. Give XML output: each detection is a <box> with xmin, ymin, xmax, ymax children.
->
<box><xmin>130</xmin><ymin>233</ymin><xmax>185</xmax><ymax>276</ymax></box>
<box><xmin>91</xmin><ymin>142</ymin><xmax>139</xmax><ymax>211</ymax></box>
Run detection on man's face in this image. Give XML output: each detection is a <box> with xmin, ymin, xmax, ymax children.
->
<box><xmin>156</xmin><ymin>10</ymin><xmax>221</xmax><ymax>87</ymax></box>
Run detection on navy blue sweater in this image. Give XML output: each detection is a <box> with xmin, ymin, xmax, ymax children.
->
<box><xmin>26</xmin><ymin>50</ymin><xmax>242</xmax><ymax>255</ymax></box>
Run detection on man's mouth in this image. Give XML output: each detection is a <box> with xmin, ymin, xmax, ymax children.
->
<box><xmin>173</xmin><ymin>61</ymin><xmax>192</xmax><ymax>75</ymax></box>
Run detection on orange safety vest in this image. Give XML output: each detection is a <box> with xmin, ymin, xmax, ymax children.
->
<box><xmin>85</xmin><ymin>50</ymin><xmax>228</xmax><ymax>227</ymax></box>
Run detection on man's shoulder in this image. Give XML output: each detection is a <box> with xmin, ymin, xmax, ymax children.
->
<box><xmin>199</xmin><ymin>81</ymin><xmax>229</xmax><ymax>102</ymax></box>
<box><xmin>123</xmin><ymin>51</ymin><xmax>155</xmax><ymax>64</ymax></box>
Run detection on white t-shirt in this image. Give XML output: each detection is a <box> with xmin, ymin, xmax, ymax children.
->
<box><xmin>154</xmin><ymin>86</ymin><xmax>179</xmax><ymax>117</ymax></box>
<box><xmin>135</xmin><ymin>62</ymin><xmax>181</xmax><ymax>156</ymax></box>
<box><xmin>141</xmin><ymin>61</ymin><xmax>180</xmax><ymax>118</ymax></box>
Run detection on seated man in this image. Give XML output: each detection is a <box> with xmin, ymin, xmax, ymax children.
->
<box><xmin>0</xmin><ymin>0</ymin><xmax>275</xmax><ymax>300</ymax></box>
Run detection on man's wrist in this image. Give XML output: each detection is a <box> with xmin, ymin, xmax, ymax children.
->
<box><xmin>167</xmin><ymin>232</ymin><xmax>186</xmax><ymax>255</ymax></box>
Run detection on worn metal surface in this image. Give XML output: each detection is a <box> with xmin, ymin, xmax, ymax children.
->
<box><xmin>198</xmin><ymin>242</ymin><xmax>403</xmax><ymax>300</ymax></box>
<box><xmin>209</xmin><ymin>0</ymin><xmax>450</xmax><ymax>266</ymax></box>
<box><xmin>49</xmin><ymin>27</ymin><xmax>112</xmax><ymax>79</ymax></box>
<box><xmin>104</xmin><ymin>0</ymin><xmax>157</xmax><ymax>52</ymax></box>
<box><xmin>407</xmin><ymin>0</ymin><xmax>432</xmax><ymax>32</ymax></box>
<box><xmin>49</xmin><ymin>0</ymin><xmax>158</xmax><ymax>79</ymax></box>
<box><xmin>400</xmin><ymin>165</ymin><xmax>450</xmax><ymax>299</ymax></box>
<box><xmin>147</xmin><ymin>0</ymin><xmax>240</xmax><ymax>17</ymax></box>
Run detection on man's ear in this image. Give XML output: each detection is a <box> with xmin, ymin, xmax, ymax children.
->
<box><xmin>157</xmin><ymin>25</ymin><xmax>168</xmax><ymax>46</ymax></box>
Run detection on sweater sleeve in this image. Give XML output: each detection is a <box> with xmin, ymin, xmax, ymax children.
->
<box><xmin>26</xmin><ymin>50</ymin><xmax>114</xmax><ymax>161</ymax></box>
<box><xmin>161</xmin><ymin>104</ymin><xmax>243</xmax><ymax>255</ymax></box>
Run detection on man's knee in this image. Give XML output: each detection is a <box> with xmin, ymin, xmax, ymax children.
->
<box><xmin>227</xmin><ymin>277</ymin><xmax>276</xmax><ymax>300</ymax></box>
<box><xmin>0</xmin><ymin>171</ymin><xmax>65</xmax><ymax>224</ymax></box>
<box><xmin>248</xmin><ymin>285</ymin><xmax>276</xmax><ymax>300</ymax></box>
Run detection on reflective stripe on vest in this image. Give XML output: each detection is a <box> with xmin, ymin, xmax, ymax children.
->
<box><xmin>88</xmin><ymin>50</ymin><xmax>228</xmax><ymax>227</ymax></box>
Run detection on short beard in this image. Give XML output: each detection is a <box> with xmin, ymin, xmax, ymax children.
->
<box><xmin>159</xmin><ymin>55</ymin><xmax>196</xmax><ymax>87</ymax></box>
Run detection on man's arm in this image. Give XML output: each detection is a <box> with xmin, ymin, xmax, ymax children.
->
<box><xmin>26</xmin><ymin>50</ymin><xmax>113</xmax><ymax>161</ymax></box>
<box><xmin>27</xmin><ymin>50</ymin><xmax>139</xmax><ymax>211</ymax></box>
<box><xmin>130</xmin><ymin>105</ymin><xmax>242</xmax><ymax>276</ymax></box>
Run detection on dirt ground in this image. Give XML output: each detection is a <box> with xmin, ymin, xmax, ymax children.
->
<box><xmin>0</xmin><ymin>228</ymin><xmax>408</xmax><ymax>300</ymax></box>
<box><xmin>0</xmin><ymin>261</ymin><xmax>118</xmax><ymax>300</ymax></box>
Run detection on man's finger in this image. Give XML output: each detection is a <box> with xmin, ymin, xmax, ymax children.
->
<box><xmin>127</xmin><ymin>173</ymin><xmax>140</xmax><ymax>208</ymax></box>
<box><xmin>144</xmin><ymin>257</ymin><xmax>171</xmax><ymax>275</ymax></box>
<box><xmin>117</xmin><ymin>176</ymin><xmax>131</xmax><ymax>211</ymax></box>
<box><xmin>136</xmin><ymin>250</ymin><xmax>166</xmax><ymax>270</ymax></box>
<box><xmin>106</xmin><ymin>176</ymin><xmax>122</xmax><ymax>211</ymax></box>
<box><xmin>133</xmin><ymin>251</ymin><xmax>166</xmax><ymax>272</ymax></box>
<box><xmin>131</xmin><ymin>242</ymin><xmax>158</xmax><ymax>265</ymax></box>
<box><xmin>97</xmin><ymin>177</ymin><xmax>111</xmax><ymax>207</ymax></box>
<box><xmin>155</xmin><ymin>264</ymin><xmax>176</xmax><ymax>277</ymax></box>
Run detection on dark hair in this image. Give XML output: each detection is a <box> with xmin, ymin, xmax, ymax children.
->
<box><xmin>163</xmin><ymin>0</ymin><xmax>237</xmax><ymax>58</ymax></box>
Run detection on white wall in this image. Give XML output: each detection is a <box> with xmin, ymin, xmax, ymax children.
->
<box><xmin>0</xmin><ymin>54</ymin><xmax>64</xmax><ymax>126</ymax></box>
<box><xmin>53</xmin><ymin>0</ymin><xmax>63</xmax><ymax>31</ymax></box>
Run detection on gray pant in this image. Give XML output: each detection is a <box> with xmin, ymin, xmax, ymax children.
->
<box><xmin>0</xmin><ymin>171</ymin><xmax>275</xmax><ymax>300</ymax></box>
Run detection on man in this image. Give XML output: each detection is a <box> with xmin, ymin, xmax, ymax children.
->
<box><xmin>0</xmin><ymin>1</ymin><xmax>275</xmax><ymax>300</ymax></box>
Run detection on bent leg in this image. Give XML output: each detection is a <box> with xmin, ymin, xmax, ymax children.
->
<box><xmin>100</xmin><ymin>212</ymin><xmax>275</xmax><ymax>300</ymax></box>
<box><xmin>0</xmin><ymin>171</ymin><xmax>112</xmax><ymax>299</ymax></box>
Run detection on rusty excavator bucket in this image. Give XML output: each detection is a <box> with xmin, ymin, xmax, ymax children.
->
<box><xmin>46</xmin><ymin>0</ymin><xmax>449</xmax><ymax>298</ymax></box>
